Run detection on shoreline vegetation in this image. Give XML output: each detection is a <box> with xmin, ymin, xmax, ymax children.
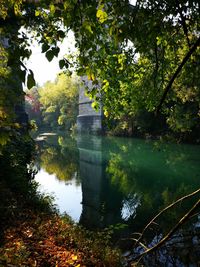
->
<box><xmin>0</xmin><ymin>133</ymin><xmax>122</xmax><ymax>267</ymax></box>
<box><xmin>0</xmin><ymin>178</ymin><xmax>122</xmax><ymax>266</ymax></box>
<box><xmin>0</xmin><ymin>192</ymin><xmax>121</xmax><ymax>267</ymax></box>
<box><xmin>0</xmin><ymin>137</ymin><xmax>122</xmax><ymax>267</ymax></box>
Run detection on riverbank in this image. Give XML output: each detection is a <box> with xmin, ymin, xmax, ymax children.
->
<box><xmin>1</xmin><ymin>131</ymin><xmax>200</xmax><ymax>266</ymax></box>
<box><xmin>0</xmin><ymin>180</ymin><xmax>122</xmax><ymax>267</ymax></box>
<box><xmin>0</xmin><ymin>134</ymin><xmax>122</xmax><ymax>267</ymax></box>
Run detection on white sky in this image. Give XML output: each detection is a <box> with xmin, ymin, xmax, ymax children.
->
<box><xmin>129</xmin><ymin>0</ymin><xmax>137</xmax><ymax>5</ymax></box>
<box><xmin>25</xmin><ymin>30</ymin><xmax>76</xmax><ymax>86</ymax></box>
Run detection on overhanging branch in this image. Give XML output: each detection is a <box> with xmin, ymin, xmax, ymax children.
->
<box><xmin>156</xmin><ymin>36</ymin><xmax>200</xmax><ymax>114</ymax></box>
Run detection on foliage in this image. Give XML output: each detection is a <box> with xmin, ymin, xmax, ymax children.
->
<box><xmin>0</xmin><ymin>133</ymin><xmax>121</xmax><ymax>267</ymax></box>
<box><xmin>25</xmin><ymin>86</ymin><xmax>42</xmax><ymax>129</ymax></box>
<box><xmin>1</xmin><ymin>0</ymin><xmax>200</xmax><ymax>140</ymax></box>
<box><xmin>0</xmin><ymin>211</ymin><xmax>121</xmax><ymax>267</ymax></box>
<box><xmin>38</xmin><ymin>135</ymin><xmax>80</xmax><ymax>182</ymax></box>
<box><xmin>66</xmin><ymin>0</ymin><xmax>199</xmax><ymax>138</ymax></box>
<box><xmin>16</xmin><ymin>0</ymin><xmax>197</xmax><ymax>140</ymax></box>
<box><xmin>0</xmin><ymin>32</ymin><xmax>25</xmax><ymax>143</ymax></box>
<box><xmin>37</xmin><ymin>73</ymin><xmax>79</xmax><ymax>131</ymax></box>
<box><xmin>24</xmin><ymin>73</ymin><xmax>79</xmax><ymax>131</ymax></box>
<box><xmin>0</xmin><ymin>0</ymin><xmax>24</xmax><ymax>19</ymax></box>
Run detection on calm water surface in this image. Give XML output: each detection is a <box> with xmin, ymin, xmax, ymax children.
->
<box><xmin>35</xmin><ymin>134</ymin><xmax>200</xmax><ymax>225</ymax></box>
<box><xmin>35</xmin><ymin>133</ymin><xmax>200</xmax><ymax>263</ymax></box>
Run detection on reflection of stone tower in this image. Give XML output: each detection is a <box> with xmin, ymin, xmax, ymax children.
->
<box><xmin>78</xmin><ymin>135</ymin><xmax>103</xmax><ymax>228</ymax></box>
<box><xmin>77</xmin><ymin>135</ymin><xmax>122</xmax><ymax>229</ymax></box>
<box><xmin>77</xmin><ymin>77</ymin><xmax>103</xmax><ymax>134</ymax></box>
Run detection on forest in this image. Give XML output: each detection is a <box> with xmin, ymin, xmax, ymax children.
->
<box><xmin>0</xmin><ymin>0</ymin><xmax>200</xmax><ymax>266</ymax></box>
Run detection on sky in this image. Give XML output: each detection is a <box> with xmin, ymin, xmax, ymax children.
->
<box><xmin>129</xmin><ymin>0</ymin><xmax>136</xmax><ymax>5</ymax></box>
<box><xmin>25</xmin><ymin>30</ymin><xmax>76</xmax><ymax>86</ymax></box>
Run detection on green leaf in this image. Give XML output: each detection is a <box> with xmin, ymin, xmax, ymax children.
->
<box><xmin>46</xmin><ymin>50</ymin><xmax>54</xmax><ymax>62</ymax></box>
<box><xmin>52</xmin><ymin>47</ymin><xmax>60</xmax><ymax>57</ymax></box>
<box><xmin>57</xmin><ymin>30</ymin><xmax>65</xmax><ymax>39</ymax></box>
<box><xmin>91</xmin><ymin>101</ymin><xmax>99</xmax><ymax>110</ymax></box>
<box><xmin>0</xmin><ymin>132</ymin><xmax>10</xmax><ymax>146</ymax></box>
<box><xmin>83</xmin><ymin>21</ymin><xmax>93</xmax><ymax>34</ymax></box>
<box><xmin>42</xmin><ymin>43</ymin><xmax>50</xmax><ymax>53</ymax></box>
<box><xmin>46</xmin><ymin>105</ymin><xmax>56</xmax><ymax>113</ymax></box>
<box><xmin>27</xmin><ymin>70</ymin><xmax>35</xmax><ymax>89</ymax></box>
<box><xmin>156</xmin><ymin>36</ymin><xmax>162</xmax><ymax>45</ymax></box>
<box><xmin>19</xmin><ymin>69</ymin><xmax>26</xmax><ymax>83</ymax></box>
<box><xmin>77</xmin><ymin>68</ymin><xmax>85</xmax><ymax>76</ymax></box>
<box><xmin>59</xmin><ymin>59</ymin><xmax>66</xmax><ymax>69</ymax></box>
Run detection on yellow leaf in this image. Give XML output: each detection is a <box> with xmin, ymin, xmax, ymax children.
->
<box><xmin>92</xmin><ymin>102</ymin><xmax>97</xmax><ymax>109</ymax></box>
<box><xmin>91</xmin><ymin>73</ymin><xmax>95</xmax><ymax>81</ymax></box>
<box><xmin>96</xmin><ymin>9</ymin><xmax>108</xmax><ymax>23</ymax></box>
<box><xmin>14</xmin><ymin>123</ymin><xmax>21</xmax><ymax>129</ymax></box>
<box><xmin>35</xmin><ymin>10</ymin><xmax>40</xmax><ymax>16</ymax></box>
<box><xmin>49</xmin><ymin>4</ymin><xmax>55</xmax><ymax>14</ymax></box>
<box><xmin>71</xmin><ymin>254</ymin><xmax>78</xmax><ymax>261</ymax></box>
<box><xmin>87</xmin><ymin>72</ymin><xmax>95</xmax><ymax>81</ymax></box>
<box><xmin>104</xmin><ymin>110</ymin><xmax>109</xmax><ymax>117</ymax></box>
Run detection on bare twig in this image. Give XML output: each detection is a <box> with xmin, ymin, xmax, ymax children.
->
<box><xmin>135</xmin><ymin>188</ymin><xmax>200</xmax><ymax>245</ymax></box>
<box><xmin>130</xmin><ymin>238</ymin><xmax>148</xmax><ymax>250</ymax></box>
<box><xmin>132</xmin><ymin>198</ymin><xmax>200</xmax><ymax>262</ymax></box>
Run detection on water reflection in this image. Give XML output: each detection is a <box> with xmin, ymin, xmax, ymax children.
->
<box><xmin>35</xmin><ymin>134</ymin><xmax>82</xmax><ymax>221</ymax></box>
<box><xmin>77</xmin><ymin>135</ymin><xmax>124</xmax><ymax>229</ymax></box>
<box><xmin>76</xmin><ymin>135</ymin><xmax>200</xmax><ymax>233</ymax></box>
<box><xmin>35</xmin><ymin>133</ymin><xmax>200</xmax><ymax>232</ymax></box>
<box><xmin>34</xmin><ymin>133</ymin><xmax>200</xmax><ymax>263</ymax></box>
<box><xmin>75</xmin><ymin>135</ymin><xmax>200</xmax><ymax>265</ymax></box>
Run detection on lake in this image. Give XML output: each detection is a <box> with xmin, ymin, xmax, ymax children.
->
<box><xmin>35</xmin><ymin>133</ymin><xmax>200</xmax><ymax>265</ymax></box>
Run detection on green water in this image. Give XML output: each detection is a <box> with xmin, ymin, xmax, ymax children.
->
<box><xmin>35</xmin><ymin>133</ymin><xmax>200</xmax><ymax>238</ymax></box>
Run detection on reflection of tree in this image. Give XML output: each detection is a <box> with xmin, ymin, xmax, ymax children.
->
<box><xmin>105</xmin><ymin>138</ymin><xmax>200</xmax><ymax>232</ymax></box>
<box><xmin>121</xmin><ymin>193</ymin><xmax>141</xmax><ymax>221</ymax></box>
<box><xmin>107</xmin><ymin>153</ymin><xmax>138</xmax><ymax>195</ymax></box>
<box><xmin>39</xmin><ymin>135</ymin><xmax>80</xmax><ymax>183</ymax></box>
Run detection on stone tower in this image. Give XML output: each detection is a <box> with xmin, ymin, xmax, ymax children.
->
<box><xmin>77</xmin><ymin>77</ymin><xmax>103</xmax><ymax>134</ymax></box>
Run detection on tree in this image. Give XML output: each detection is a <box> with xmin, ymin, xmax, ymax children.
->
<box><xmin>63</xmin><ymin>0</ymin><xmax>199</xmax><ymax>138</ymax></box>
<box><xmin>1</xmin><ymin>0</ymin><xmax>199</xmax><ymax>140</ymax></box>
<box><xmin>25</xmin><ymin>86</ymin><xmax>42</xmax><ymax>128</ymax></box>
<box><xmin>38</xmin><ymin>73</ymin><xmax>79</xmax><ymax>130</ymax></box>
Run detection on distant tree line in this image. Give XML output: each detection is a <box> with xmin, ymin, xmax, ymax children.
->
<box><xmin>25</xmin><ymin>73</ymin><xmax>79</xmax><ymax>132</ymax></box>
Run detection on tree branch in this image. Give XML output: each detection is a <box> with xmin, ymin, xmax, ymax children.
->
<box><xmin>132</xmin><ymin>198</ymin><xmax>200</xmax><ymax>262</ymax></box>
<box><xmin>176</xmin><ymin>0</ymin><xmax>191</xmax><ymax>48</ymax></box>
<box><xmin>156</xmin><ymin>35</ymin><xmax>200</xmax><ymax>114</ymax></box>
<box><xmin>135</xmin><ymin>188</ymin><xmax>200</xmax><ymax>246</ymax></box>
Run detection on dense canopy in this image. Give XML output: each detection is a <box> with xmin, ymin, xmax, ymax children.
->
<box><xmin>0</xmin><ymin>0</ymin><xmax>200</xmax><ymax>139</ymax></box>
